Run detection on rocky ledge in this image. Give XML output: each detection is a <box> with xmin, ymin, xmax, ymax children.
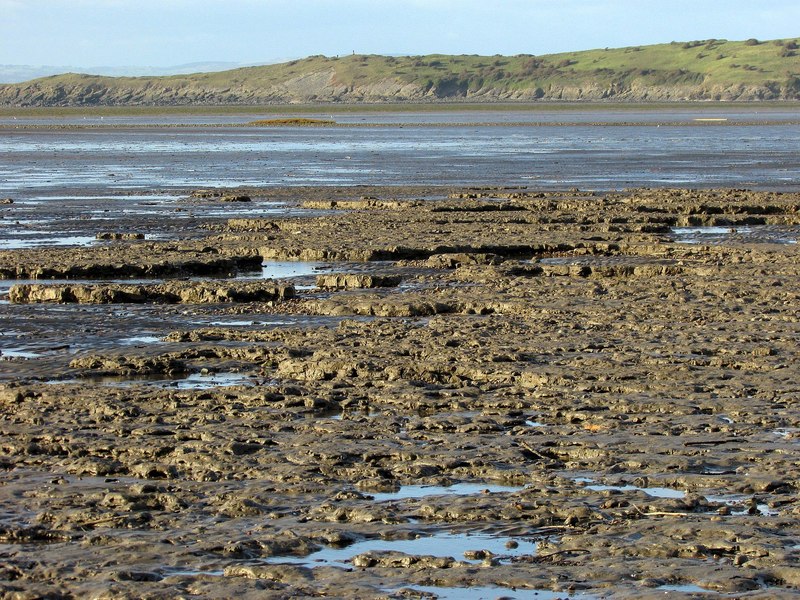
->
<box><xmin>9</xmin><ymin>280</ymin><xmax>294</xmax><ymax>304</ymax></box>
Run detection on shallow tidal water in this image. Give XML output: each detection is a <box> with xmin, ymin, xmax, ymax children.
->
<box><xmin>1</xmin><ymin>108</ymin><xmax>800</xmax><ymax>196</ymax></box>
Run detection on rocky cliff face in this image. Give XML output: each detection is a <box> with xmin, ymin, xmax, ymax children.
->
<box><xmin>0</xmin><ymin>70</ymin><xmax>430</xmax><ymax>106</ymax></box>
<box><xmin>0</xmin><ymin>68</ymin><xmax>795</xmax><ymax>106</ymax></box>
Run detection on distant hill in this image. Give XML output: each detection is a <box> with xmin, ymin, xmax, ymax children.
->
<box><xmin>0</xmin><ymin>62</ymin><xmax>273</xmax><ymax>84</ymax></box>
<box><xmin>2</xmin><ymin>38</ymin><xmax>799</xmax><ymax>106</ymax></box>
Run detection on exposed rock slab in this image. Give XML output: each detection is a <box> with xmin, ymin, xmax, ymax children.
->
<box><xmin>9</xmin><ymin>280</ymin><xmax>294</xmax><ymax>304</ymax></box>
<box><xmin>316</xmin><ymin>274</ymin><xmax>402</xmax><ymax>289</ymax></box>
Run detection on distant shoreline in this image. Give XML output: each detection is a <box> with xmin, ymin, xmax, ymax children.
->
<box><xmin>1</xmin><ymin>100</ymin><xmax>800</xmax><ymax>119</ymax></box>
<box><xmin>4</xmin><ymin>120</ymin><xmax>800</xmax><ymax>132</ymax></box>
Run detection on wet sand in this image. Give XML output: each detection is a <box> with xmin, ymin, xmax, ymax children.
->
<box><xmin>1</xmin><ymin>186</ymin><xmax>800</xmax><ymax>598</ymax></box>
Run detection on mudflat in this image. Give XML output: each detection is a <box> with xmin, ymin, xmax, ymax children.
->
<box><xmin>1</xmin><ymin>186</ymin><xmax>799</xmax><ymax>598</ymax></box>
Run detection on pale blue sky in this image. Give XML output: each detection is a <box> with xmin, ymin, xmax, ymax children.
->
<box><xmin>2</xmin><ymin>0</ymin><xmax>799</xmax><ymax>68</ymax></box>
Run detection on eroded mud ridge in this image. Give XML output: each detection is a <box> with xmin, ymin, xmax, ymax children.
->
<box><xmin>1</xmin><ymin>187</ymin><xmax>800</xmax><ymax>599</ymax></box>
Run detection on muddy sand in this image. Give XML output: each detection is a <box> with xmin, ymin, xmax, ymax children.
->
<box><xmin>1</xmin><ymin>186</ymin><xmax>799</xmax><ymax>599</ymax></box>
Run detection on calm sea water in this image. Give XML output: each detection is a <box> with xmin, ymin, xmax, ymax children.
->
<box><xmin>0</xmin><ymin>109</ymin><xmax>798</xmax><ymax>195</ymax></box>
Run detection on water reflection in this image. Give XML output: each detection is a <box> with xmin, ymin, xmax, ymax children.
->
<box><xmin>370</xmin><ymin>482</ymin><xmax>525</xmax><ymax>502</ymax></box>
<box><xmin>265</xmin><ymin>531</ymin><xmax>538</xmax><ymax>568</ymax></box>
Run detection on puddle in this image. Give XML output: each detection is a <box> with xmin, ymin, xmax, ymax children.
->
<box><xmin>575</xmin><ymin>478</ymin><xmax>685</xmax><ymax>499</ymax></box>
<box><xmin>0</xmin><ymin>348</ymin><xmax>41</xmax><ymax>359</ymax></box>
<box><xmin>704</xmin><ymin>494</ymin><xmax>779</xmax><ymax>516</ymax></box>
<box><xmin>265</xmin><ymin>531</ymin><xmax>538</xmax><ymax>568</ymax></box>
<box><xmin>0</xmin><ymin>235</ymin><xmax>97</xmax><ymax>249</ymax></box>
<box><xmin>201</xmin><ymin>206</ymin><xmax>292</xmax><ymax>218</ymax></box>
<box><xmin>328</xmin><ymin>407</ymin><xmax>382</xmax><ymax>421</ymax></box>
<box><xmin>161</xmin><ymin>567</ymin><xmax>225</xmax><ymax>578</ymax></box>
<box><xmin>657</xmin><ymin>584</ymin><xmax>718</xmax><ymax>594</ymax></box>
<box><xmin>371</xmin><ymin>483</ymin><xmax>525</xmax><ymax>502</ymax></box>
<box><xmin>121</xmin><ymin>336</ymin><xmax>163</xmax><ymax>345</ymax></box>
<box><xmin>389</xmin><ymin>585</ymin><xmax>589</xmax><ymax>599</ymax></box>
<box><xmin>525</xmin><ymin>420</ymin><xmax>547</xmax><ymax>428</ymax></box>
<box><xmin>572</xmin><ymin>477</ymin><xmax>595</xmax><ymax>484</ymax></box>
<box><xmin>237</xmin><ymin>260</ymin><xmax>401</xmax><ymax>282</ymax></box>
<box><xmin>120</xmin><ymin>372</ymin><xmax>256</xmax><ymax>389</ymax></box>
<box><xmin>0</xmin><ymin>218</ymin><xmax>52</xmax><ymax>227</ymax></box>
<box><xmin>573</xmin><ymin>475</ymin><xmax>779</xmax><ymax>515</ymax></box>
<box><xmin>701</xmin><ymin>468</ymin><xmax>737</xmax><ymax>475</ymax></box>
<box><xmin>674</xmin><ymin>226</ymin><xmax>740</xmax><ymax>237</ymax></box>
<box><xmin>584</xmin><ymin>485</ymin><xmax>685</xmax><ymax>499</ymax></box>
<box><xmin>672</xmin><ymin>225</ymin><xmax>798</xmax><ymax>245</ymax></box>
<box><xmin>183</xmin><ymin>316</ymin><xmax>322</xmax><ymax>330</ymax></box>
<box><xmin>773</xmin><ymin>429</ymin><xmax>798</xmax><ymax>439</ymax></box>
<box><xmin>52</xmin><ymin>372</ymin><xmax>259</xmax><ymax>389</ymax></box>
<box><xmin>237</xmin><ymin>261</ymin><xmax>337</xmax><ymax>281</ymax></box>
<box><xmin>653</xmin><ymin>582</ymin><xmax>763</xmax><ymax>595</ymax></box>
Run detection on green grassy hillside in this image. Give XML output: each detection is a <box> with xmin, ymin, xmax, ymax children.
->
<box><xmin>2</xmin><ymin>38</ymin><xmax>799</xmax><ymax>106</ymax></box>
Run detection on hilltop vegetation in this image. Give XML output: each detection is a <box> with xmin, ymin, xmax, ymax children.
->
<box><xmin>1</xmin><ymin>38</ymin><xmax>799</xmax><ymax>106</ymax></box>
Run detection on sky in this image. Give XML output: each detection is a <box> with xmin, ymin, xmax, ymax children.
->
<box><xmin>2</xmin><ymin>0</ymin><xmax>799</xmax><ymax>69</ymax></box>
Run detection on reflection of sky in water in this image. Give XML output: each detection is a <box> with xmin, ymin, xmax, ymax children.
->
<box><xmin>672</xmin><ymin>226</ymin><xmax>799</xmax><ymax>245</ymax></box>
<box><xmin>1</xmin><ymin>120</ymin><xmax>799</xmax><ymax>194</ymax></box>
<box><xmin>393</xmin><ymin>585</ymin><xmax>593</xmax><ymax>600</ymax></box>
<box><xmin>1</xmin><ymin>348</ymin><xmax>42</xmax><ymax>358</ymax></box>
<box><xmin>583</xmin><ymin>484</ymin><xmax>685</xmax><ymax>498</ymax></box>
<box><xmin>371</xmin><ymin>483</ymin><xmax>524</xmax><ymax>502</ymax></box>
<box><xmin>95</xmin><ymin>372</ymin><xmax>256</xmax><ymax>389</ymax></box>
<box><xmin>0</xmin><ymin>235</ymin><xmax>96</xmax><ymax>249</ymax></box>
<box><xmin>265</xmin><ymin>531</ymin><xmax>538</xmax><ymax>568</ymax></box>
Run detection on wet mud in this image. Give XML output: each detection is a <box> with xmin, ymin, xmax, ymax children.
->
<box><xmin>1</xmin><ymin>186</ymin><xmax>800</xmax><ymax>598</ymax></box>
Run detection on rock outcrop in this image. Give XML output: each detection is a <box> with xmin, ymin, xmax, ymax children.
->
<box><xmin>9</xmin><ymin>280</ymin><xmax>294</xmax><ymax>304</ymax></box>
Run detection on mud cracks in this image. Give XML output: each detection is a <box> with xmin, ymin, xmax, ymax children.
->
<box><xmin>1</xmin><ymin>187</ymin><xmax>800</xmax><ymax>598</ymax></box>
